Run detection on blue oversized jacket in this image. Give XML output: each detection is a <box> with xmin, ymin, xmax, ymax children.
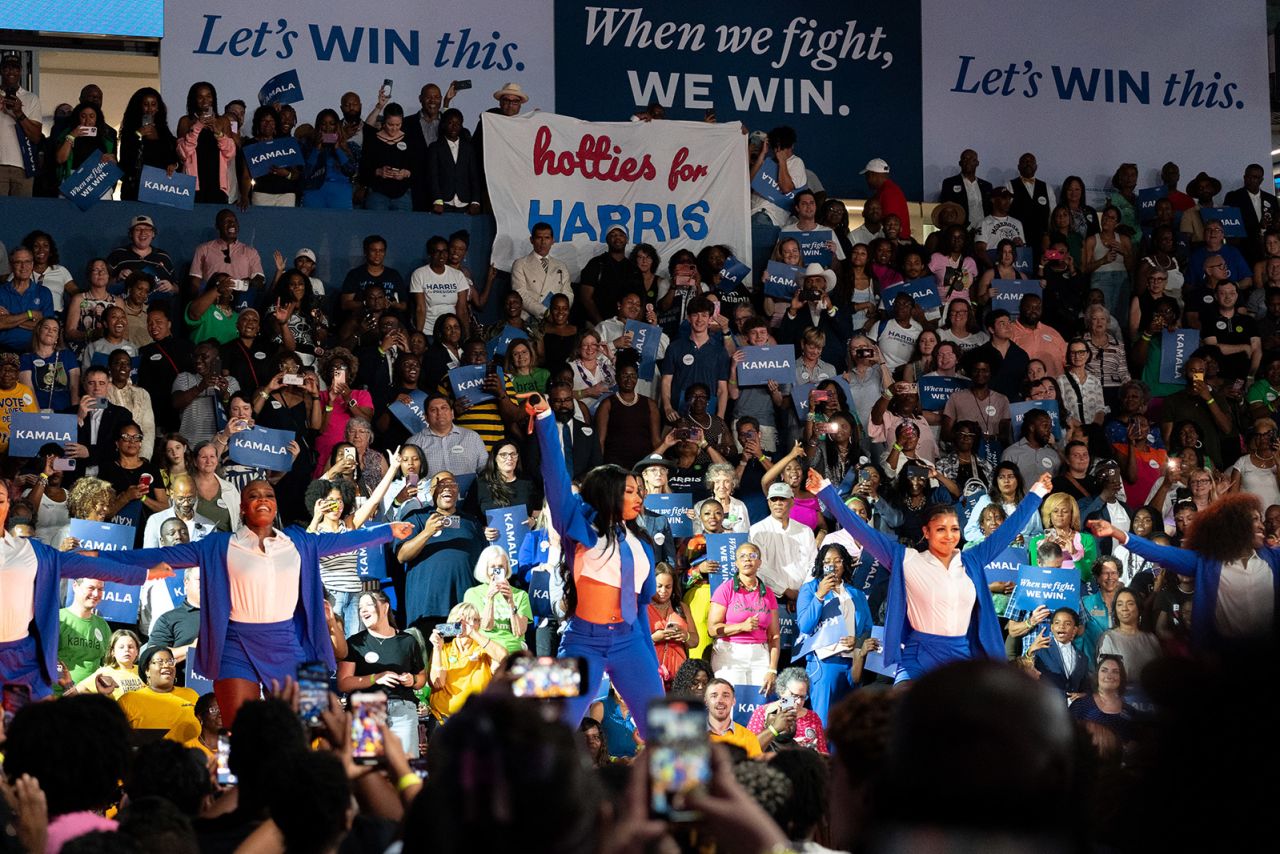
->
<box><xmin>816</xmin><ymin>482</ymin><xmax>1044</xmax><ymax>669</ymax></box>
<box><xmin>795</xmin><ymin>576</ymin><xmax>873</xmax><ymax>662</ymax></box>
<box><xmin>119</xmin><ymin>526</ymin><xmax>394</xmax><ymax>675</ymax></box>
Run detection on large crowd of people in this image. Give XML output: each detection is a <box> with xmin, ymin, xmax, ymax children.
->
<box><xmin>0</xmin><ymin>55</ymin><xmax>1276</xmax><ymax>853</ymax></box>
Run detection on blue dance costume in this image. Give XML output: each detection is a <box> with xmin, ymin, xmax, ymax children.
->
<box><xmin>0</xmin><ymin>534</ymin><xmax>149</xmax><ymax>699</ymax></box>
<box><xmin>816</xmin><ymin>481</ymin><xmax>1045</xmax><ymax>682</ymax></box>
<box><xmin>794</xmin><ymin>576</ymin><xmax>872</xmax><ymax>724</ymax></box>
<box><xmin>534</xmin><ymin>409</ymin><xmax>665</xmax><ymax>737</ymax></box>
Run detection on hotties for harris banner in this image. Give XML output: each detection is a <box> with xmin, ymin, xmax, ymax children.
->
<box><xmin>484</xmin><ymin>111</ymin><xmax>750</xmax><ymax>279</ymax></box>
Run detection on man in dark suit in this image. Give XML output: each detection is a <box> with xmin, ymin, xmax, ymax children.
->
<box><xmin>403</xmin><ymin>82</ymin><xmax>459</xmax><ymax>210</ymax></box>
<box><xmin>1029</xmin><ymin>608</ymin><xmax>1091</xmax><ymax>696</ymax></box>
<box><xmin>355</xmin><ymin>313</ymin><xmax>409</xmax><ymax>414</ymax></box>
<box><xmin>63</xmin><ymin>365</ymin><xmax>134</xmax><ymax>483</ymax></box>
<box><xmin>1007</xmin><ymin>152</ymin><xmax>1055</xmax><ymax>258</ymax></box>
<box><xmin>1223</xmin><ymin>163</ymin><xmax>1277</xmax><ymax>265</ymax></box>
<box><xmin>522</xmin><ymin>382</ymin><xmax>602</xmax><ymax>480</ymax></box>
<box><xmin>426</xmin><ymin>109</ymin><xmax>482</xmax><ymax>214</ymax></box>
<box><xmin>938</xmin><ymin>148</ymin><xmax>992</xmax><ymax>226</ymax></box>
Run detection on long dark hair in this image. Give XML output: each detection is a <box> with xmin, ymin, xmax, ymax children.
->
<box><xmin>121</xmin><ymin>87</ymin><xmax>173</xmax><ymax>140</ymax></box>
<box><xmin>185</xmin><ymin>81</ymin><xmax>218</xmax><ymax>117</ymax></box>
<box><xmin>811</xmin><ymin>543</ymin><xmax>854</xmax><ymax>581</ymax></box>
<box><xmin>481</xmin><ymin>441</ymin><xmax>523</xmax><ymax>508</ymax></box>
<box><xmin>653</xmin><ymin>563</ymin><xmax>688</xmax><ymax>618</ymax></box>
<box><xmin>563</xmin><ymin>465</ymin><xmax>652</xmax><ymax>619</ymax></box>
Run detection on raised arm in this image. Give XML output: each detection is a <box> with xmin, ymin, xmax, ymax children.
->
<box><xmin>969</xmin><ymin>475</ymin><xmax>1051</xmax><ymax>567</ymax></box>
<box><xmin>351</xmin><ymin>451</ymin><xmax>403</xmax><ymax>528</ymax></box>
<box><xmin>1086</xmin><ymin>522</ymin><xmax>1202</xmax><ymax>577</ymax></box>
<box><xmin>531</xmin><ymin>401</ymin><xmax>600</xmax><ymax>548</ymax></box>
<box><xmin>87</xmin><ymin>540</ymin><xmax>205</xmax><ymax>573</ymax></box>
<box><xmin>808</xmin><ymin>471</ymin><xmax>902</xmax><ymax>570</ymax></box>
<box><xmin>295</xmin><ymin>524</ymin><xmax>396</xmax><ymax>559</ymax></box>
<box><xmin>54</xmin><ymin>549</ymin><xmax>151</xmax><ymax>587</ymax></box>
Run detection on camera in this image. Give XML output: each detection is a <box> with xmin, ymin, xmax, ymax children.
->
<box><xmin>855</xmin><ymin>347</ymin><xmax>875</xmax><ymax>358</ymax></box>
<box><xmin>800</xmin><ymin>288</ymin><xmax>823</xmax><ymax>302</ymax></box>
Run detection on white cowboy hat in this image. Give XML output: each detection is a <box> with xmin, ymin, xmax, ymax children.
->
<box><xmin>493</xmin><ymin>82</ymin><xmax>529</xmax><ymax>104</ymax></box>
<box><xmin>801</xmin><ymin>262</ymin><xmax>837</xmax><ymax>290</ymax></box>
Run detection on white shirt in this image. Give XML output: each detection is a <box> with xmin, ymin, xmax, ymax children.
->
<box><xmin>227</xmin><ymin>527</ymin><xmax>302</xmax><ymax>623</ymax></box>
<box><xmin>849</xmin><ymin>224</ymin><xmax>882</xmax><ymax>246</ymax></box>
<box><xmin>0</xmin><ymin>533</ymin><xmax>38</xmax><ymax>642</ymax></box>
<box><xmin>1216</xmin><ymin>554</ymin><xmax>1275</xmax><ymax>639</ymax></box>
<box><xmin>0</xmin><ymin>87</ymin><xmax>41</xmax><ymax>170</ymax></box>
<box><xmin>901</xmin><ymin>549</ymin><xmax>975</xmax><ymax>637</ymax></box>
<box><xmin>142</xmin><ymin>507</ymin><xmax>218</xmax><ymax>549</ymax></box>
<box><xmin>876</xmin><ymin>319</ymin><xmax>922</xmax><ymax>369</ymax></box>
<box><xmin>1229</xmin><ymin>456</ymin><xmax>1280</xmax><ymax>510</ymax></box>
<box><xmin>750</xmin><ymin>153</ymin><xmax>807</xmax><ymax>227</ymax></box>
<box><xmin>1056</xmin><ymin>639</ymin><xmax>1077</xmax><ymax>676</ymax></box>
<box><xmin>963</xmin><ymin>177</ymin><xmax>985</xmax><ymax>224</ymax></box>
<box><xmin>748</xmin><ymin>515</ymin><xmax>815</xmax><ymax>595</ymax></box>
<box><xmin>974</xmin><ymin>215</ymin><xmax>1026</xmax><ymax>247</ymax></box>
<box><xmin>409</xmin><ymin>264</ymin><xmax>469</xmax><ymax>334</ymax></box>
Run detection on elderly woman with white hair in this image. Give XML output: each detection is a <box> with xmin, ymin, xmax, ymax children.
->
<box><xmin>463</xmin><ymin>544</ymin><xmax>532</xmax><ymax>653</ymax></box>
<box><xmin>1081</xmin><ymin>302</ymin><xmax>1130</xmax><ymax>400</ymax></box>
<box><xmin>695</xmin><ymin>462</ymin><xmax>750</xmax><ymax>533</ymax></box>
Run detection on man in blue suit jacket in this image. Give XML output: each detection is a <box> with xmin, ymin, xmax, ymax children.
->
<box><xmin>1027</xmin><ymin>607</ymin><xmax>1091</xmax><ymax>696</ymax></box>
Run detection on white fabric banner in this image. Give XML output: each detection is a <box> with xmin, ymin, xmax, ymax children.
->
<box><xmin>920</xmin><ymin>0</ymin><xmax>1271</xmax><ymax>196</ymax></box>
<box><xmin>484</xmin><ymin>112</ymin><xmax>750</xmax><ymax>277</ymax></box>
<box><xmin>160</xmin><ymin>1</ymin><xmax>554</xmax><ymax>123</ymax></box>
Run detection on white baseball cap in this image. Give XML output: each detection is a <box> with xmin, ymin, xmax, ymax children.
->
<box><xmin>860</xmin><ymin>158</ymin><xmax>890</xmax><ymax>175</ymax></box>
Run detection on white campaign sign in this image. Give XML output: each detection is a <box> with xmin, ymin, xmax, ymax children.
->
<box><xmin>484</xmin><ymin>112</ymin><xmax>750</xmax><ymax>277</ymax></box>
<box><xmin>161</xmin><ymin>1</ymin><xmax>555</xmax><ymax>121</ymax></box>
<box><xmin>919</xmin><ymin>0</ymin><xmax>1270</xmax><ymax>195</ymax></box>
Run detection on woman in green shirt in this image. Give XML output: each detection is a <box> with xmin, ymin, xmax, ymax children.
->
<box><xmin>503</xmin><ymin>339</ymin><xmax>548</xmax><ymax>396</ymax></box>
<box><xmin>462</xmin><ymin>545</ymin><xmax>532</xmax><ymax>653</ymax></box>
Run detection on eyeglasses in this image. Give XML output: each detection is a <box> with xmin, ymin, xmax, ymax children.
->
<box><xmin>119</xmin><ymin>434</ymin><xmax>143</xmax><ymax>442</ymax></box>
<box><xmin>497</xmin><ymin>451</ymin><xmax>519</xmax><ymax>459</ymax></box>
<box><xmin>1068</xmin><ymin>349</ymin><xmax>1089</xmax><ymax>357</ymax></box>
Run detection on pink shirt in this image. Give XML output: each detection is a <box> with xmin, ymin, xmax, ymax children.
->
<box><xmin>313</xmin><ymin>389</ymin><xmax>374</xmax><ymax>477</ymax></box>
<box><xmin>227</xmin><ymin>528</ymin><xmax>302</xmax><ymax>623</ymax></box>
<box><xmin>176</xmin><ymin>126</ymin><xmax>236</xmax><ymax>193</ymax></box>
<box><xmin>190</xmin><ymin>239</ymin><xmax>264</xmax><ymax>286</ymax></box>
<box><xmin>710</xmin><ymin>579</ymin><xmax>777</xmax><ymax>645</ymax></box>
<box><xmin>902</xmin><ymin>549</ymin><xmax>977</xmax><ymax>636</ymax></box>
<box><xmin>1010</xmin><ymin>321</ymin><xmax>1067</xmax><ymax>377</ymax></box>
<box><xmin>868</xmin><ymin>412</ymin><xmax>939</xmax><ymax>462</ymax></box>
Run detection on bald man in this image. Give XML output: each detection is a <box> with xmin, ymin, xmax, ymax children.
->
<box><xmin>139</xmin><ymin>474</ymin><xmax>215</xmax><ymax>631</ymax></box>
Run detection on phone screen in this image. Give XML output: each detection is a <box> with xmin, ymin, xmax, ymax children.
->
<box><xmin>297</xmin><ymin>660</ymin><xmax>329</xmax><ymax>727</ymax></box>
<box><xmin>508</xmin><ymin>656</ymin><xmax>586</xmax><ymax>699</ymax></box>
<box><xmin>216</xmin><ymin>733</ymin><xmax>237</xmax><ymax>785</ymax></box>
<box><xmin>647</xmin><ymin>698</ymin><xmax>710</xmax><ymax>822</ymax></box>
<box><xmin>350</xmin><ymin>692</ymin><xmax>387</xmax><ymax>765</ymax></box>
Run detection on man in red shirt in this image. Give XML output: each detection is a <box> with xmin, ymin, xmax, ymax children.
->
<box><xmin>862</xmin><ymin>158</ymin><xmax>912</xmax><ymax>237</ymax></box>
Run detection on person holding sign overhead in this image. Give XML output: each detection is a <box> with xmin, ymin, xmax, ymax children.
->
<box><xmin>521</xmin><ymin>391</ymin><xmax>666</xmax><ymax>735</ymax></box>
<box><xmin>114</xmin><ymin>478</ymin><xmax>413</xmax><ymax>728</ymax></box>
<box><xmin>810</xmin><ymin>467</ymin><xmax>1052</xmax><ymax>683</ymax></box>
<box><xmin>0</xmin><ymin>482</ymin><xmax>172</xmax><ymax>699</ymax></box>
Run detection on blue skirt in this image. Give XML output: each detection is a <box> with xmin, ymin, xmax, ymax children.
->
<box><xmin>0</xmin><ymin>635</ymin><xmax>51</xmax><ymax>700</ymax></box>
<box><xmin>894</xmin><ymin>627</ymin><xmax>971</xmax><ymax>684</ymax></box>
<box><xmin>218</xmin><ymin>620</ymin><xmax>304</xmax><ymax>688</ymax></box>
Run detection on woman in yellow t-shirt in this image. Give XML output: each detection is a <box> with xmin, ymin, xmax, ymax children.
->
<box><xmin>428</xmin><ymin>602</ymin><xmax>506</xmax><ymax>723</ymax></box>
<box><xmin>118</xmin><ymin>646</ymin><xmax>201</xmax><ymax>744</ymax></box>
<box><xmin>75</xmin><ymin>629</ymin><xmax>145</xmax><ymax>699</ymax></box>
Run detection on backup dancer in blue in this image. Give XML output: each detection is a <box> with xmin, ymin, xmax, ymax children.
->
<box><xmin>809</xmin><ymin>469</ymin><xmax>1052</xmax><ymax>682</ymax></box>
<box><xmin>524</xmin><ymin>393</ymin><xmax>666</xmax><ymax>736</ymax></box>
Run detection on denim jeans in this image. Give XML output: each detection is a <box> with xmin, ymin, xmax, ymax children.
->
<box><xmin>331</xmin><ymin>590</ymin><xmax>362</xmax><ymax>639</ymax></box>
<box><xmin>387</xmin><ymin>696</ymin><xmax>421</xmax><ymax>758</ymax></box>
<box><xmin>365</xmin><ymin>190</ymin><xmax>412</xmax><ymax>211</ymax></box>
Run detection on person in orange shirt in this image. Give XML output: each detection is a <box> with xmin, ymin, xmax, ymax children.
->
<box><xmin>1009</xmin><ymin>293</ymin><xmax>1067</xmax><ymax>376</ymax></box>
<box><xmin>704</xmin><ymin>678</ymin><xmax>762</xmax><ymax>759</ymax></box>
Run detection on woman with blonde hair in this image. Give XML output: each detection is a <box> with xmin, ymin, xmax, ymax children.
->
<box><xmin>1029</xmin><ymin>492</ymin><xmax>1098</xmax><ymax>582</ymax></box>
<box><xmin>52</xmin><ymin>477</ymin><xmax>117</xmax><ymax>552</ymax></box>
<box><xmin>428</xmin><ymin>600</ymin><xmax>507</xmax><ymax>723</ymax></box>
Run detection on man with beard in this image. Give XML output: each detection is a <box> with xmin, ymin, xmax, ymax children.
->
<box><xmin>116</xmin><ymin>480</ymin><xmax>413</xmax><ymax>727</ymax></box>
<box><xmin>522</xmin><ymin>381</ymin><xmax>603</xmax><ymax>479</ymax></box>
<box><xmin>219</xmin><ymin>309</ymin><xmax>276</xmax><ymax>399</ymax></box>
<box><xmin>579</xmin><ymin>225</ymin><xmax>643</xmax><ymax>325</ymax></box>
<box><xmin>705</xmin><ymin>678</ymin><xmax>762</xmax><ymax>757</ymax></box>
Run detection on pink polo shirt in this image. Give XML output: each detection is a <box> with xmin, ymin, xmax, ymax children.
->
<box><xmin>710</xmin><ymin>579</ymin><xmax>777</xmax><ymax>645</ymax></box>
<box><xmin>190</xmin><ymin>239</ymin><xmax>264</xmax><ymax>286</ymax></box>
<box><xmin>1010</xmin><ymin>321</ymin><xmax>1067</xmax><ymax>376</ymax></box>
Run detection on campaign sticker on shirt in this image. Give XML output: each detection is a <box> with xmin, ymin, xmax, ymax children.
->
<box><xmin>149</xmin><ymin>353</ymin><xmax>162</xmax><ymax>361</ymax></box>
<box><xmin>451</xmin><ymin>446</ymin><xmax>464</xmax><ymax>453</ymax></box>
<box><xmin>271</xmin><ymin>399</ymin><xmax>283</xmax><ymax>409</ymax></box>
<box><xmin>1148</xmin><ymin>459</ymin><xmax>1160</xmax><ymax>469</ymax></box>
<box><xmin>581</xmin><ymin>427</ymin><xmax>593</xmax><ymax>436</ymax></box>
<box><xmin>985</xmin><ymin>405</ymin><xmax>997</xmax><ymax>416</ymax></box>
<box><xmin>1042</xmin><ymin>334</ymin><xmax>1051</xmax><ymax>341</ymax></box>
<box><xmin>1037</xmin><ymin>196</ymin><xmax>1047</xmax><ymax>205</ymax></box>
<box><xmin>1204</xmin><ymin>294</ymin><xmax>1214</xmax><ymax>303</ymax></box>
<box><xmin>682</xmin><ymin>354</ymin><xmax>695</xmax><ymax>366</ymax></box>
<box><xmin>654</xmin><ymin>532</ymin><xmax>666</xmax><ymax>545</ymax></box>
<box><xmin>952</xmin><ymin>184</ymin><xmax>961</xmax><ymax>192</ymax></box>
<box><xmin>214</xmin><ymin>310</ymin><xmax>226</xmax><ymax>320</ymax></box>
<box><xmin>254</xmin><ymin>351</ymin><xmax>266</xmax><ymax>359</ymax></box>
<box><xmin>216</xmin><ymin>499</ymin><xmax>227</xmax><ymax>508</ymax></box>
<box><xmin>1041</xmin><ymin>457</ymin><xmax>1055</xmax><ymax>468</ymax></box>
<box><xmin>363</xmin><ymin>651</ymin><xmax>380</xmax><ymax>663</ymax></box>
<box><xmin>396</xmin><ymin>141</ymin><xmax>407</xmax><ymax>150</ymax></box>
<box><xmin>1217</xmin><ymin>320</ymin><xmax>1227</xmax><ymax>330</ymax></box>
<box><xmin>1236</xmin><ymin>326</ymin><xmax>1244</xmax><ymax>333</ymax></box>
<box><xmin>32</xmin><ymin>359</ymin><xmax>44</xmax><ymax>367</ymax></box>
<box><xmin>94</xmin><ymin>627</ymin><xmax>104</xmax><ymax>643</ymax></box>
<box><xmin>539</xmin><ymin>540</ymin><xmax>549</xmax><ymax>551</ymax></box>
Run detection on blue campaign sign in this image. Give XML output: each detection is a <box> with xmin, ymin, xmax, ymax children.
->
<box><xmin>991</xmin><ymin>279</ymin><xmax>1042</xmax><ymax>316</ymax></box>
<box><xmin>917</xmin><ymin>375</ymin><xmax>970</xmax><ymax>411</ymax></box>
<box><xmin>736</xmin><ymin>344</ymin><xmax>794</xmax><ymax>386</ymax></box>
<box><xmin>228</xmin><ymin>425</ymin><xmax>296</xmax><ymax>471</ymax></box>
<box><xmin>356</xmin><ymin>543</ymin><xmax>389</xmax><ymax>581</ymax></box>
<box><xmin>719</xmin><ymin>254</ymin><xmax>751</xmax><ymax>288</ymax></box>
<box><xmin>792</xmin><ymin>596</ymin><xmax>843</xmax><ymax>660</ymax></box>
<box><xmin>779</xmin><ymin>228</ymin><xmax>835</xmax><ymax>266</ymax></box>
<box><xmin>1138</xmin><ymin>186</ymin><xmax>1169</xmax><ymax>224</ymax></box>
<box><xmin>732</xmin><ymin>684</ymin><xmax>770</xmax><ymax>726</ymax></box>
<box><xmin>880</xmin><ymin>276</ymin><xmax>941</xmax><ymax>310</ymax></box>
<box><xmin>705</xmin><ymin>532</ymin><xmax>746</xmax><ymax>582</ymax></box>
<box><xmin>790</xmin><ymin>382</ymin><xmax>815</xmax><ymax>419</ymax></box>
<box><xmin>59</xmin><ymin>154</ymin><xmax>123</xmax><ymax>211</ymax></box>
<box><xmin>862</xmin><ymin>625</ymin><xmax>894</xmax><ymax>678</ymax></box>
<box><xmin>1201</xmin><ymin>206</ymin><xmax>1247</xmax><ymax>237</ymax></box>
<box><xmin>109</xmin><ymin>500</ymin><xmax>143</xmax><ymax>529</ymax></box>
<box><xmin>486</xmin><ymin>324</ymin><xmax>530</xmax><ymax>359</ymax></box>
<box><xmin>449</xmin><ymin>364</ymin><xmax>495</xmax><ymax>406</ymax></box>
<box><xmin>1160</xmin><ymin>329</ymin><xmax>1199</xmax><ymax>384</ymax></box>
<box><xmin>643</xmin><ymin>492</ymin><xmax>694</xmax><ymax>537</ymax></box>
<box><xmin>258</xmin><ymin>69</ymin><xmax>304</xmax><ymax>106</ymax></box>
<box><xmin>68</xmin><ymin>519</ymin><xmax>139</xmax><ymax>624</ymax></box>
<box><xmin>388</xmin><ymin>391</ymin><xmax>428</xmax><ymax>434</ymax></box>
<box><xmin>137</xmin><ymin>166</ymin><xmax>197</xmax><ymax>211</ymax></box>
<box><xmin>762</xmin><ymin>261</ymin><xmax>801</xmax><ymax>300</ymax></box>
<box><xmin>778</xmin><ymin>608</ymin><xmax>798</xmax><ymax>649</ymax></box>
<box><xmin>984</xmin><ymin>246</ymin><xmax>1034</xmax><ymax>275</ymax></box>
<box><xmin>528</xmin><ymin>569</ymin><xmax>555</xmax><ymax>619</ymax></box>
<box><xmin>750</xmin><ymin>157</ymin><xmax>804</xmax><ymax>208</ymax></box>
<box><xmin>624</xmin><ymin>319</ymin><xmax>662</xmax><ymax>381</ymax></box>
<box><xmin>8</xmin><ymin>412</ymin><xmax>76</xmax><ymax>458</ymax></box>
<box><xmin>552</xmin><ymin>1</ymin><xmax>925</xmax><ymax>200</ymax></box>
<box><xmin>984</xmin><ymin>546</ymin><xmax>1029</xmax><ymax>587</ymax></box>
<box><xmin>486</xmin><ymin>504</ymin><xmax>530</xmax><ymax>567</ymax></box>
<box><xmin>1010</xmin><ymin>400</ymin><xmax>1062</xmax><ymax>441</ymax></box>
<box><xmin>454</xmin><ymin>472</ymin><xmax>477</xmax><ymax>500</ymax></box>
<box><xmin>1010</xmin><ymin>565</ymin><xmax>1081</xmax><ymax>614</ymax></box>
<box><xmin>243</xmin><ymin>138</ymin><xmax>304</xmax><ymax>178</ymax></box>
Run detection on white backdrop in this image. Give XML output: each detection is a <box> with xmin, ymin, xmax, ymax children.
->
<box><xmin>484</xmin><ymin>112</ymin><xmax>750</xmax><ymax>277</ymax></box>
<box><xmin>160</xmin><ymin>1</ymin><xmax>554</xmax><ymax>125</ymax></box>
<box><xmin>920</xmin><ymin>0</ymin><xmax>1271</xmax><ymax>196</ymax></box>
